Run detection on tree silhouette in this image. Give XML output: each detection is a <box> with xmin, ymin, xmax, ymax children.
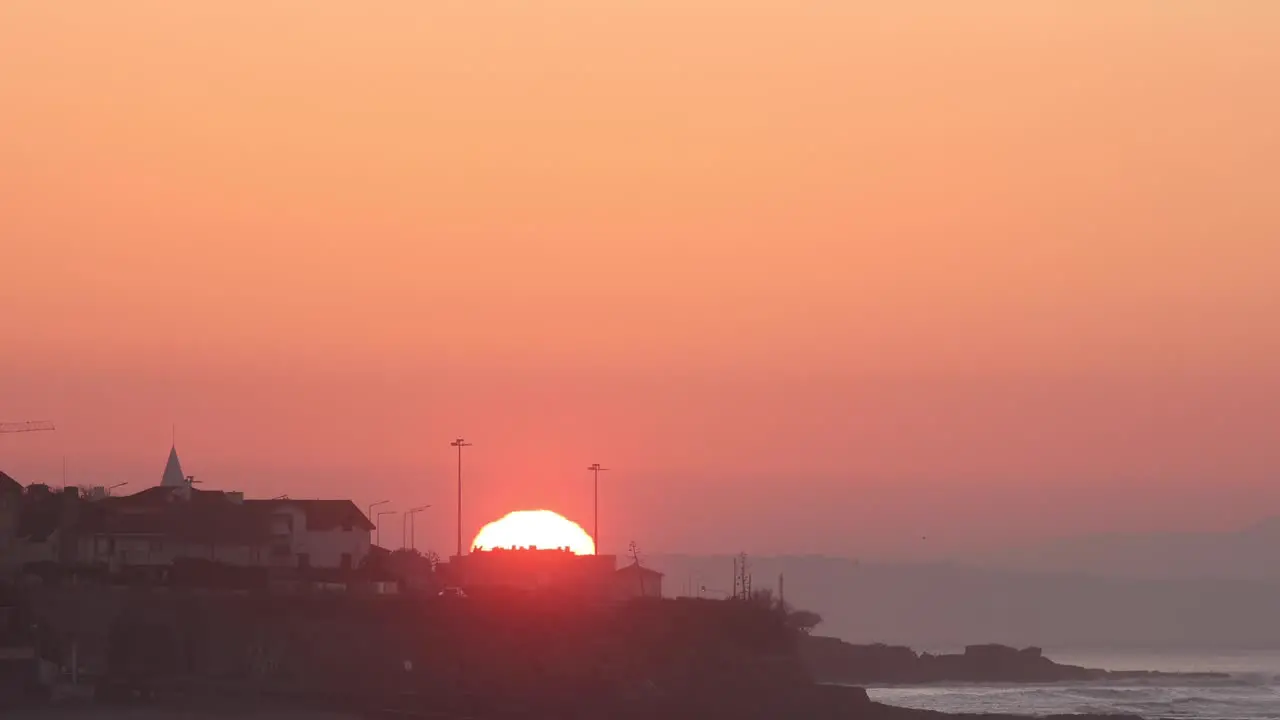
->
<box><xmin>747</xmin><ymin>587</ymin><xmax>823</xmax><ymax>634</ymax></box>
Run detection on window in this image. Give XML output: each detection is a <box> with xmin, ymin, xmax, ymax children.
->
<box><xmin>149</xmin><ymin>540</ymin><xmax>163</xmax><ymax>553</ymax></box>
<box><xmin>272</xmin><ymin>514</ymin><xmax>294</xmax><ymax>534</ymax></box>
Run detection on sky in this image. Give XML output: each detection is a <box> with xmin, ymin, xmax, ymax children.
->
<box><xmin>2</xmin><ymin>2</ymin><xmax>1278</xmax><ymax>560</ymax></box>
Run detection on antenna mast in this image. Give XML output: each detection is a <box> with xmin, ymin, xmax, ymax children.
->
<box><xmin>629</xmin><ymin>541</ymin><xmax>646</xmax><ymax>597</ymax></box>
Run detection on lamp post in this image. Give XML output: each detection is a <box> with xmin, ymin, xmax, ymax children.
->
<box><xmin>403</xmin><ymin>505</ymin><xmax>431</xmax><ymax>550</ymax></box>
<box><xmin>106</xmin><ymin>482</ymin><xmax>128</xmax><ymax>497</ymax></box>
<box><xmin>367</xmin><ymin>500</ymin><xmax>389</xmax><ymax>526</ymax></box>
<box><xmin>587</xmin><ymin>463</ymin><xmax>608</xmax><ymax>555</ymax></box>
<box><xmin>451</xmin><ymin>438</ymin><xmax>471</xmax><ymax>558</ymax></box>
<box><xmin>376</xmin><ymin>510</ymin><xmax>398</xmax><ymax>547</ymax></box>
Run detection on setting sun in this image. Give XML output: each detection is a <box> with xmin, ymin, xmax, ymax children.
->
<box><xmin>471</xmin><ymin>510</ymin><xmax>596</xmax><ymax>555</ymax></box>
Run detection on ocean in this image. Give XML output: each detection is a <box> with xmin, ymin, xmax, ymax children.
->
<box><xmin>865</xmin><ymin>649</ymin><xmax>1280</xmax><ymax>719</ymax></box>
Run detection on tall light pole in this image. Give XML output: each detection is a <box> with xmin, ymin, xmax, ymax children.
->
<box><xmin>588</xmin><ymin>463</ymin><xmax>608</xmax><ymax>555</ymax></box>
<box><xmin>403</xmin><ymin>505</ymin><xmax>430</xmax><ymax>550</ymax></box>
<box><xmin>451</xmin><ymin>438</ymin><xmax>472</xmax><ymax>558</ymax></box>
<box><xmin>376</xmin><ymin>510</ymin><xmax>397</xmax><ymax>547</ymax></box>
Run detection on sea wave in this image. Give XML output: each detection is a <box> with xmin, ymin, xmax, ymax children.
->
<box><xmin>867</xmin><ymin>678</ymin><xmax>1280</xmax><ymax>719</ymax></box>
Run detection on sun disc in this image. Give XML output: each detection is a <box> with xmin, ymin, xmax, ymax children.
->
<box><xmin>471</xmin><ymin>510</ymin><xmax>596</xmax><ymax>555</ymax></box>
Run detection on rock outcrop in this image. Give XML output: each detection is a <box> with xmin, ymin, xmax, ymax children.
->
<box><xmin>800</xmin><ymin>636</ymin><xmax>1228</xmax><ymax>685</ymax></box>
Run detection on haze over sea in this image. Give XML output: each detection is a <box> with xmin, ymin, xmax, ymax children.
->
<box><xmin>868</xmin><ymin>649</ymin><xmax>1280</xmax><ymax>719</ymax></box>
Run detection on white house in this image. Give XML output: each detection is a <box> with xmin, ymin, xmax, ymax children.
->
<box><xmin>244</xmin><ymin>499</ymin><xmax>374</xmax><ymax>569</ymax></box>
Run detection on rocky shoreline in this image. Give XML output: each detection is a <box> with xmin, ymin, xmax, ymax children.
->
<box><xmin>800</xmin><ymin>637</ymin><xmax>1228</xmax><ymax>686</ymax></box>
<box><xmin>7</xmin><ymin>686</ymin><xmax>1144</xmax><ymax>720</ymax></box>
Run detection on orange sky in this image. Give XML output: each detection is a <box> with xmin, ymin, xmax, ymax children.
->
<box><xmin>2</xmin><ymin>2</ymin><xmax>1278</xmax><ymax>559</ymax></box>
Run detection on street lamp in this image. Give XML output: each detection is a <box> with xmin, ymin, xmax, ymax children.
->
<box><xmin>376</xmin><ymin>510</ymin><xmax>398</xmax><ymax>547</ymax></box>
<box><xmin>367</xmin><ymin>500</ymin><xmax>389</xmax><ymax>525</ymax></box>
<box><xmin>106</xmin><ymin>482</ymin><xmax>128</xmax><ymax>496</ymax></box>
<box><xmin>450</xmin><ymin>438</ymin><xmax>472</xmax><ymax>558</ymax></box>
<box><xmin>587</xmin><ymin>463</ymin><xmax>608</xmax><ymax>555</ymax></box>
<box><xmin>402</xmin><ymin>505</ymin><xmax>431</xmax><ymax>550</ymax></box>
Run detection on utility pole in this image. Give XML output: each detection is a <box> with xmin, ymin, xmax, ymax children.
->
<box><xmin>587</xmin><ymin>463</ymin><xmax>608</xmax><ymax>555</ymax></box>
<box><xmin>734</xmin><ymin>552</ymin><xmax>750</xmax><ymax>601</ymax></box>
<box><xmin>451</xmin><ymin>438</ymin><xmax>472</xmax><ymax>558</ymax></box>
<box><xmin>733</xmin><ymin>556</ymin><xmax>739</xmax><ymax>599</ymax></box>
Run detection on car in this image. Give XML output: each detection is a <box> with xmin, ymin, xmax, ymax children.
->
<box><xmin>438</xmin><ymin>586</ymin><xmax>468</xmax><ymax>599</ymax></box>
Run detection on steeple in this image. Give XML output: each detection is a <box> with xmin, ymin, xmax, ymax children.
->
<box><xmin>161</xmin><ymin>445</ymin><xmax>187</xmax><ymax>487</ymax></box>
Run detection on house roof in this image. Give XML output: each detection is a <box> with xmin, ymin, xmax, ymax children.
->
<box><xmin>102</xmin><ymin>486</ymin><xmax>181</xmax><ymax>508</ymax></box>
<box><xmin>15</xmin><ymin>495</ymin><xmax>62</xmax><ymax>541</ymax></box>
<box><xmin>13</xmin><ymin>486</ymin><xmax>80</xmax><ymax>541</ymax></box>
<box><xmin>84</xmin><ymin>487</ymin><xmax>273</xmax><ymax>544</ymax></box>
<box><xmin>77</xmin><ymin>496</ymin><xmax>273</xmax><ymax>544</ymax></box>
<box><xmin>243</xmin><ymin>499</ymin><xmax>375</xmax><ymax>532</ymax></box>
<box><xmin>0</xmin><ymin>471</ymin><xmax>22</xmax><ymax>495</ymax></box>
<box><xmin>616</xmin><ymin>561</ymin><xmax>663</xmax><ymax>577</ymax></box>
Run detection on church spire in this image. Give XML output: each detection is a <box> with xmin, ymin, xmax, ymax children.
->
<box><xmin>161</xmin><ymin>445</ymin><xmax>186</xmax><ymax>487</ymax></box>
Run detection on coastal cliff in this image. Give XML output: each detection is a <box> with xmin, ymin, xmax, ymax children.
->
<box><xmin>10</xmin><ymin>586</ymin><xmax>1146</xmax><ymax>719</ymax></box>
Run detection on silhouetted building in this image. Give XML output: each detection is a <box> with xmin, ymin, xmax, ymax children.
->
<box><xmin>440</xmin><ymin>549</ymin><xmax>667</xmax><ymax>601</ymax></box>
<box><xmin>614</xmin><ymin>560</ymin><xmax>663</xmax><ymax>600</ymax></box>
<box><xmin>0</xmin><ymin>474</ymin><xmax>21</xmax><ymax>561</ymax></box>
<box><xmin>0</xmin><ymin>444</ymin><xmax>375</xmax><ymax>577</ymax></box>
<box><xmin>441</xmin><ymin>548</ymin><xmax>618</xmax><ymax>596</ymax></box>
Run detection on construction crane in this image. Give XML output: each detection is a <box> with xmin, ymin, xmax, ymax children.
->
<box><xmin>0</xmin><ymin>421</ymin><xmax>56</xmax><ymax>434</ymax></box>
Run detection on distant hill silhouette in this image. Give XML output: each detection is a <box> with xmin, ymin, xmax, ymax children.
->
<box><xmin>973</xmin><ymin>517</ymin><xmax>1280</xmax><ymax>581</ymax></box>
<box><xmin>648</xmin><ymin>552</ymin><xmax>1280</xmax><ymax>650</ymax></box>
